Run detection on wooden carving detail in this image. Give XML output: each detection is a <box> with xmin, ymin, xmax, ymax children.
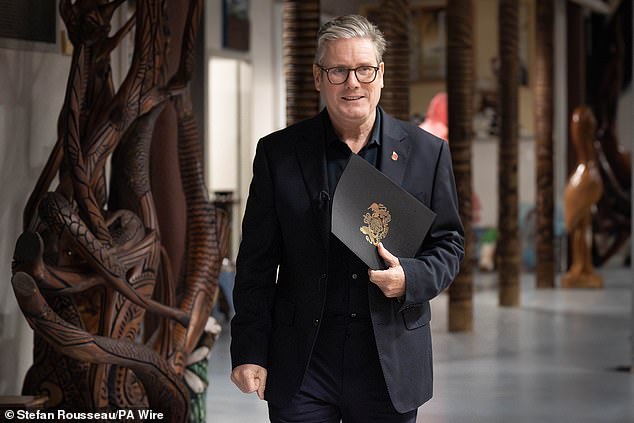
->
<box><xmin>497</xmin><ymin>0</ymin><xmax>520</xmax><ymax>307</ymax></box>
<box><xmin>11</xmin><ymin>0</ymin><xmax>228</xmax><ymax>421</ymax></box>
<box><xmin>11</xmin><ymin>271</ymin><xmax>189</xmax><ymax>422</ymax></box>
<box><xmin>534</xmin><ymin>0</ymin><xmax>555</xmax><ymax>288</ymax></box>
<box><xmin>283</xmin><ymin>0</ymin><xmax>320</xmax><ymax>126</ymax></box>
<box><xmin>375</xmin><ymin>0</ymin><xmax>410</xmax><ymax>121</ymax></box>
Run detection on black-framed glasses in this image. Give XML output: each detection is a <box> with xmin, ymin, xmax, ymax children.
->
<box><xmin>317</xmin><ymin>65</ymin><xmax>380</xmax><ymax>85</ymax></box>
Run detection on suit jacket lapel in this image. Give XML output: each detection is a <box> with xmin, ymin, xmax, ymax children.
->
<box><xmin>379</xmin><ymin>110</ymin><xmax>410</xmax><ymax>187</ymax></box>
<box><xmin>295</xmin><ymin>112</ymin><xmax>330</xmax><ymax>253</ymax></box>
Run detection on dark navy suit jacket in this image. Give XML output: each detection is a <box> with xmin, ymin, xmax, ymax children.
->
<box><xmin>231</xmin><ymin>107</ymin><xmax>464</xmax><ymax>413</ymax></box>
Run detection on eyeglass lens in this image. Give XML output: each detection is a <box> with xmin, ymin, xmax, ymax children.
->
<box><xmin>324</xmin><ymin>66</ymin><xmax>378</xmax><ymax>84</ymax></box>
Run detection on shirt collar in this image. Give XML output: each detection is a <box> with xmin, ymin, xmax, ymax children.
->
<box><xmin>369</xmin><ymin>108</ymin><xmax>382</xmax><ymax>147</ymax></box>
<box><xmin>323</xmin><ymin>107</ymin><xmax>382</xmax><ymax>147</ymax></box>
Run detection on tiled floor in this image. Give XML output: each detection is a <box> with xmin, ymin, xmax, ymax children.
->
<box><xmin>206</xmin><ymin>267</ymin><xmax>634</xmax><ymax>422</ymax></box>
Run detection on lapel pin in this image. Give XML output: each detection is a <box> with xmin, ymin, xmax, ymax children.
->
<box><xmin>391</xmin><ymin>151</ymin><xmax>398</xmax><ymax>161</ymax></box>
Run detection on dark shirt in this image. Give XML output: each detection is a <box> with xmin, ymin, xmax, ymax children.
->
<box><xmin>323</xmin><ymin>109</ymin><xmax>382</xmax><ymax>321</ymax></box>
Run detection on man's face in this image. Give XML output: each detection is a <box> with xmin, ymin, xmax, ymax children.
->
<box><xmin>313</xmin><ymin>38</ymin><xmax>384</xmax><ymax>127</ymax></box>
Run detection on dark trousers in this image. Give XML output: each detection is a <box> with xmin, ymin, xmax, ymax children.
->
<box><xmin>268</xmin><ymin>316</ymin><xmax>418</xmax><ymax>423</ymax></box>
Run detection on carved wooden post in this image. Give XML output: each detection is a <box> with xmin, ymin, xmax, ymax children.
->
<box><xmin>283</xmin><ymin>0</ymin><xmax>321</xmax><ymax>125</ymax></box>
<box><xmin>535</xmin><ymin>0</ymin><xmax>555</xmax><ymax>288</ymax></box>
<box><xmin>376</xmin><ymin>0</ymin><xmax>410</xmax><ymax>121</ymax></box>
<box><xmin>497</xmin><ymin>0</ymin><xmax>520</xmax><ymax>307</ymax></box>
<box><xmin>446</xmin><ymin>0</ymin><xmax>474</xmax><ymax>332</ymax></box>
<box><xmin>11</xmin><ymin>1</ymin><xmax>228</xmax><ymax>421</ymax></box>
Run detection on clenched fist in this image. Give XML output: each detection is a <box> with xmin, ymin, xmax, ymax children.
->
<box><xmin>231</xmin><ymin>364</ymin><xmax>267</xmax><ymax>400</ymax></box>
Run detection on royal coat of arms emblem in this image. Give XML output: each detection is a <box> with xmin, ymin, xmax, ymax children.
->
<box><xmin>360</xmin><ymin>202</ymin><xmax>391</xmax><ymax>245</ymax></box>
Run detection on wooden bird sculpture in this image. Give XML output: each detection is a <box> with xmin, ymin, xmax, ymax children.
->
<box><xmin>561</xmin><ymin>106</ymin><xmax>604</xmax><ymax>288</ymax></box>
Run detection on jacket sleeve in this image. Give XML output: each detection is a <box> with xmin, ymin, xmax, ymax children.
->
<box><xmin>230</xmin><ymin>140</ymin><xmax>281</xmax><ymax>369</ymax></box>
<box><xmin>399</xmin><ymin>140</ymin><xmax>465</xmax><ymax>307</ymax></box>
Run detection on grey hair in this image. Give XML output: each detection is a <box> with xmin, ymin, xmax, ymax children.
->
<box><xmin>314</xmin><ymin>14</ymin><xmax>387</xmax><ymax>66</ymax></box>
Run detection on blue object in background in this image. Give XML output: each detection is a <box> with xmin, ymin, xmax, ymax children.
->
<box><xmin>213</xmin><ymin>269</ymin><xmax>236</xmax><ymax>322</ymax></box>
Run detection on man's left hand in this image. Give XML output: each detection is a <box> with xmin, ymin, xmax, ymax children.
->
<box><xmin>368</xmin><ymin>242</ymin><xmax>406</xmax><ymax>298</ymax></box>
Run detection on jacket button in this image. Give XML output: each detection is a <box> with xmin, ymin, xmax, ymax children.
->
<box><xmin>313</xmin><ymin>319</ymin><xmax>320</xmax><ymax>327</ymax></box>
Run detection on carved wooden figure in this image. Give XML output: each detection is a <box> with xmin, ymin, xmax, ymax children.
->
<box><xmin>561</xmin><ymin>106</ymin><xmax>603</xmax><ymax>289</ymax></box>
<box><xmin>10</xmin><ymin>1</ymin><xmax>229</xmax><ymax>421</ymax></box>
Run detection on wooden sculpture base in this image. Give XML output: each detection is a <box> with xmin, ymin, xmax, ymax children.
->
<box><xmin>0</xmin><ymin>395</ymin><xmax>48</xmax><ymax>410</ymax></box>
<box><xmin>560</xmin><ymin>271</ymin><xmax>603</xmax><ymax>289</ymax></box>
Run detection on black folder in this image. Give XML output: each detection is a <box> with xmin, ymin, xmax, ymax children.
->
<box><xmin>332</xmin><ymin>154</ymin><xmax>436</xmax><ymax>270</ymax></box>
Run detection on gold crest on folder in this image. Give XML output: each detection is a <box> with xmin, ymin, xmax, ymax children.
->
<box><xmin>360</xmin><ymin>202</ymin><xmax>391</xmax><ymax>245</ymax></box>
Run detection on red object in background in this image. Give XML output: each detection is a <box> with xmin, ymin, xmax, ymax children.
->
<box><xmin>419</xmin><ymin>92</ymin><xmax>481</xmax><ymax>224</ymax></box>
<box><xmin>419</xmin><ymin>92</ymin><xmax>448</xmax><ymax>141</ymax></box>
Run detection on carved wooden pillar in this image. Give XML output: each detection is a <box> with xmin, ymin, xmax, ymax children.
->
<box><xmin>11</xmin><ymin>1</ymin><xmax>228</xmax><ymax>421</ymax></box>
<box><xmin>446</xmin><ymin>0</ymin><xmax>474</xmax><ymax>332</ymax></box>
<box><xmin>283</xmin><ymin>0</ymin><xmax>321</xmax><ymax>125</ymax></box>
<box><xmin>534</xmin><ymin>0</ymin><xmax>555</xmax><ymax>288</ymax></box>
<box><xmin>376</xmin><ymin>0</ymin><xmax>410</xmax><ymax>121</ymax></box>
<box><xmin>497</xmin><ymin>0</ymin><xmax>520</xmax><ymax>307</ymax></box>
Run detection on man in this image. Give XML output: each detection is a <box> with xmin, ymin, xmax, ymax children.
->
<box><xmin>231</xmin><ymin>14</ymin><xmax>464</xmax><ymax>423</ymax></box>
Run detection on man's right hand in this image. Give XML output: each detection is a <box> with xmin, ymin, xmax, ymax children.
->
<box><xmin>230</xmin><ymin>364</ymin><xmax>268</xmax><ymax>400</ymax></box>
